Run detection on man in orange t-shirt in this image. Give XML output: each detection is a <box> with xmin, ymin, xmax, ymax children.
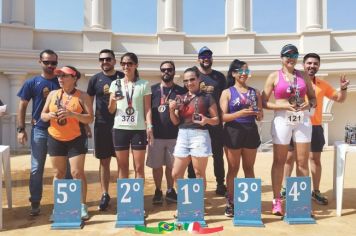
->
<box><xmin>282</xmin><ymin>53</ymin><xmax>349</xmax><ymax>205</ymax></box>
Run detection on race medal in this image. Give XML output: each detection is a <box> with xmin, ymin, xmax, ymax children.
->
<box><xmin>158</xmin><ymin>105</ymin><xmax>166</xmax><ymax>113</ymax></box>
<box><xmin>126</xmin><ymin>107</ymin><xmax>135</xmax><ymax>115</ymax></box>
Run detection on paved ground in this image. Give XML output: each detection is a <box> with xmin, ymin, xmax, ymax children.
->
<box><xmin>2</xmin><ymin>149</ymin><xmax>356</xmax><ymax>235</ymax></box>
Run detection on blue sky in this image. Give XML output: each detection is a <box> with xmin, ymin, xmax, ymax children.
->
<box><xmin>1</xmin><ymin>0</ymin><xmax>356</xmax><ymax>34</ymax></box>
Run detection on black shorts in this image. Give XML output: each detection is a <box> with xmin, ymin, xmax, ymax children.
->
<box><xmin>94</xmin><ymin>122</ymin><xmax>115</xmax><ymax>159</ymax></box>
<box><xmin>223</xmin><ymin>122</ymin><xmax>261</xmax><ymax>149</ymax></box>
<box><xmin>289</xmin><ymin>125</ymin><xmax>325</xmax><ymax>152</ymax></box>
<box><xmin>112</xmin><ymin>129</ymin><xmax>147</xmax><ymax>151</ymax></box>
<box><xmin>48</xmin><ymin>135</ymin><xmax>87</xmax><ymax>158</ymax></box>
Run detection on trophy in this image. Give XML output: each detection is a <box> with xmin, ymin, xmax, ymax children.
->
<box><xmin>248</xmin><ymin>89</ymin><xmax>259</xmax><ymax>111</ymax></box>
<box><xmin>55</xmin><ymin>96</ymin><xmax>67</xmax><ymax>126</ymax></box>
<box><xmin>115</xmin><ymin>79</ymin><xmax>124</xmax><ymax>99</ymax></box>
<box><xmin>192</xmin><ymin>97</ymin><xmax>202</xmax><ymax>122</ymax></box>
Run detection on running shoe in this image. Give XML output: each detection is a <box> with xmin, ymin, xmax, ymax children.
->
<box><xmin>152</xmin><ymin>189</ymin><xmax>163</xmax><ymax>205</ymax></box>
<box><xmin>98</xmin><ymin>193</ymin><xmax>111</xmax><ymax>211</ymax></box>
<box><xmin>165</xmin><ymin>188</ymin><xmax>177</xmax><ymax>203</ymax></box>
<box><xmin>312</xmin><ymin>190</ymin><xmax>328</xmax><ymax>205</ymax></box>
<box><xmin>224</xmin><ymin>203</ymin><xmax>234</xmax><ymax>217</ymax></box>
<box><xmin>81</xmin><ymin>204</ymin><xmax>90</xmax><ymax>221</ymax></box>
<box><xmin>30</xmin><ymin>202</ymin><xmax>40</xmax><ymax>216</ymax></box>
<box><xmin>272</xmin><ymin>198</ymin><xmax>283</xmax><ymax>216</ymax></box>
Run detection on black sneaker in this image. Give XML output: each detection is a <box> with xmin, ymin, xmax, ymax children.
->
<box><xmin>98</xmin><ymin>193</ymin><xmax>111</xmax><ymax>211</ymax></box>
<box><xmin>225</xmin><ymin>203</ymin><xmax>234</xmax><ymax>217</ymax></box>
<box><xmin>152</xmin><ymin>189</ymin><xmax>163</xmax><ymax>205</ymax></box>
<box><xmin>215</xmin><ymin>184</ymin><xmax>227</xmax><ymax>196</ymax></box>
<box><xmin>165</xmin><ymin>188</ymin><xmax>177</xmax><ymax>203</ymax></box>
<box><xmin>312</xmin><ymin>190</ymin><xmax>328</xmax><ymax>205</ymax></box>
<box><xmin>30</xmin><ymin>202</ymin><xmax>40</xmax><ymax>216</ymax></box>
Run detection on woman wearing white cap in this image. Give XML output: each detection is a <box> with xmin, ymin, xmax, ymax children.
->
<box><xmin>262</xmin><ymin>44</ymin><xmax>316</xmax><ymax>216</ymax></box>
<box><xmin>41</xmin><ymin>66</ymin><xmax>94</xmax><ymax>220</ymax></box>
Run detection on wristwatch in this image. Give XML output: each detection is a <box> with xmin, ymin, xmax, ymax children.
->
<box><xmin>17</xmin><ymin>127</ymin><xmax>25</xmax><ymax>133</ymax></box>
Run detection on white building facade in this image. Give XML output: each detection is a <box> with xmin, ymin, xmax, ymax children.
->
<box><xmin>0</xmin><ymin>0</ymin><xmax>355</xmax><ymax>151</ymax></box>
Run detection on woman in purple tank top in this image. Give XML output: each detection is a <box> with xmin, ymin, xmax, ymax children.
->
<box><xmin>220</xmin><ymin>60</ymin><xmax>263</xmax><ymax>217</ymax></box>
<box><xmin>262</xmin><ymin>44</ymin><xmax>316</xmax><ymax>216</ymax></box>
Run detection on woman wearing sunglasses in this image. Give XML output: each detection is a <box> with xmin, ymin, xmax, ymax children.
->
<box><xmin>169</xmin><ymin>66</ymin><xmax>219</xmax><ymax>191</ymax></box>
<box><xmin>41</xmin><ymin>66</ymin><xmax>94</xmax><ymax>220</ymax></box>
<box><xmin>108</xmin><ymin>52</ymin><xmax>152</xmax><ymax>181</ymax></box>
<box><xmin>262</xmin><ymin>44</ymin><xmax>316</xmax><ymax>216</ymax></box>
<box><xmin>220</xmin><ymin>60</ymin><xmax>263</xmax><ymax>217</ymax></box>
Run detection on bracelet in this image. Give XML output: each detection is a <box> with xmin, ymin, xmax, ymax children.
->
<box><xmin>341</xmin><ymin>87</ymin><xmax>348</xmax><ymax>91</ymax></box>
<box><xmin>147</xmin><ymin>124</ymin><xmax>153</xmax><ymax>129</ymax></box>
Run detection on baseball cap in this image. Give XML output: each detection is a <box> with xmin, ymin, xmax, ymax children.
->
<box><xmin>198</xmin><ymin>46</ymin><xmax>213</xmax><ymax>56</ymax></box>
<box><xmin>280</xmin><ymin>44</ymin><xmax>299</xmax><ymax>55</ymax></box>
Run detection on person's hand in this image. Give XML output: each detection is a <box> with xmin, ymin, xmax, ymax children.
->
<box><xmin>48</xmin><ymin>112</ymin><xmax>57</xmax><ymax>119</ymax></box>
<box><xmin>147</xmin><ymin>128</ymin><xmax>154</xmax><ymax>146</ymax></box>
<box><xmin>340</xmin><ymin>74</ymin><xmax>350</xmax><ymax>89</ymax></box>
<box><xmin>17</xmin><ymin>130</ymin><xmax>28</xmax><ymax>145</ymax></box>
<box><xmin>169</xmin><ymin>99</ymin><xmax>177</xmax><ymax>111</ymax></box>
<box><xmin>255</xmin><ymin>110</ymin><xmax>263</xmax><ymax>121</ymax></box>
<box><xmin>297</xmin><ymin>101</ymin><xmax>310</xmax><ymax>111</ymax></box>
<box><xmin>56</xmin><ymin>108</ymin><xmax>72</xmax><ymax>119</ymax></box>
<box><xmin>239</xmin><ymin>107</ymin><xmax>260</xmax><ymax>117</ymax></box>
<box><xmin>284</xmin><ymin>103</ymin><xmax>297</xmax><ymax>112</ymax></box>
<box><xmin>85</xmin><ymin>125</ymin><xmax>92</xmax><ymax>138</ymax></box>
<box><xmin>192</xmin><ymin>113</ymin><xmax>207</xmax><ymax>126</ymax></box>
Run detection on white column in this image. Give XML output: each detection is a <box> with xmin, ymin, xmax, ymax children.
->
<box><xmin>7</xmin><ymin>73</ymin><xmax>27</xmax><ymax>114</ymax></box>
<box><xmin>306</xmin><ymin>0</ymin><xmax>322</xmax><ymax>30</ymax></box>
<box><xmin>232</xmin><ymin>0</ymin><xmax>246</xmax><ymax>32</ymax></box>
<box><xmin>164</xmin><ymin>0</ymin><xmax>177</xmax><ymax>32</ymax></box>
<box><xmin>91</xmin><ymin>0</ymin><xmax>104</xmax><ymax>29</ymax></box>
<box><xmin>10</xmin><ymin>0</ymin><xmax>25</xmax><ymax>25</ymax></box>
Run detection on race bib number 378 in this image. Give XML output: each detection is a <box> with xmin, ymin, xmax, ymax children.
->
<box><xmin>117</xmin><ymin>109</ymin><xmax>138</xmax><ymax>126</ymax></box>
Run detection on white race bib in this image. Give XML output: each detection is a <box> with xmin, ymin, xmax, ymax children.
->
<box><xmin>285</xmin><ymin>111</ymin><xmax>304</xmax><ymax>126</ymax></box>
<box><xmin>117</xmin><ymin>109</ymin><xmax>138</xmax><ymax>126</ymax></box>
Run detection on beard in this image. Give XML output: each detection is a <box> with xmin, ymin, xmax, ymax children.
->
<box><xmin>161</xmin><ymin>74</ymin><xmax>174</xmax><ymax>82</ymax></box>
<box><xmin>200</xmin><ymin>61</ymin><xmax>212</xmax><ymax>70</ymax></box>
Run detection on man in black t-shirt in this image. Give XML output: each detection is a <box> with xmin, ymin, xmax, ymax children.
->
<box><xmin>87</xmin><ymin>49</ymin><xmax>124</xmax><ymax>211</ymax></box>
<box><xmin>146</xmin><ymin>61</ymin><xmax>186</xmax><ymax>205</ymax></box>
<box><xmin>188</xmin><ymin>46</ymin><xmax>227</xmax><ymax>196</ymax></box>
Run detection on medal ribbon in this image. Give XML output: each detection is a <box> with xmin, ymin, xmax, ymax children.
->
<box><xmin>160</xmin><ymin>83</ymin><xmax>173</xmax><ymax>106</ymax></box>
<box><xmin>124</xmin><ymin>79</ymin><xmax>135</xmax><ymax>108</ymax></box>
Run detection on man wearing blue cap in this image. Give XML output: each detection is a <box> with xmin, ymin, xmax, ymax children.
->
<box><xmin>187</xmin><ymin>46</ymin><xmax>227</xmax><ymax>196</ymax></box>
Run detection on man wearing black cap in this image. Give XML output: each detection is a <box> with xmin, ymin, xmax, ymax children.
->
<box><xmin>187</xmin><ymin>46</ymin><xmax>227</xmax><ymax>196</ymax></box>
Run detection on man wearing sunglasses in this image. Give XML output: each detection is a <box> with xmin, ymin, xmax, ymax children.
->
<box><xmin>187</xmin><ymin>46</ymin><xmax>227</xmax><ymax>196</ymax></box>
<box><xmin>17</xmin><ymin>49</ymin><xmax>60</xmax><ymax>216</ymax></box>
<box><xmin>146</xmin><ymin>61</ymin><xmax>186</xmax><ymax>205</ymax></box>
<box><xmin>87</xmin><ymin>49</ymin><xmax>124</xmax><ymax>211</ymax></box>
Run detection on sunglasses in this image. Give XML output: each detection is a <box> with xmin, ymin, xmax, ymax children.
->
<box><xmin>99</xmin><ymin>57</ymin><xmax>113</xmax><ymax>62</ymax></box>
<box><xmin>120</xmin><ymin>62</ymin><xmax>134</xmax><ymax>67</ymax></box>
<box><xmin>236</xmin><ymin>69</ymin><xmax>251</xmax><ymax>75</ymax></box>
<box><xmin>282</xmin><ymin>53</ymin><xmax>299</xmax><ymax>59</ymax></box>
<box><xmin>41</xmin><ymin>61</ymin><xmax>58</xmax><ymax>66</ymax></box>
<box><xmin>160</xmin><ymin>68</ymin><xmax>174</xmax><ymax>73</ymax></box>
<box><xmin>183</xmin><ymin>78</ymin><xmax>196</xmax><ymax>83</ymax></box>
<box><xmin>199</xmin><ymin>55</ymin><xmax>212</xmax><ymax>60</ymax></box>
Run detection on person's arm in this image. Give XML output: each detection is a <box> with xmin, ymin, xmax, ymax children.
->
<box><xmin>40</xmin><ymin>91</ymin><xmax>57</xmax><ymax>122</ymax></box>
<box><xmin>332</xmin><ymin>74</ymin><xmax>349</xmax><ymax>103</ymax></box>
<box><xmin>303</xmin><ymin>73</ymin><xmax>316</xmax><ymax>108</ymax></box>
<box><xmin>169</xmin><ymin>100</ymin><xmax>180</xmax><ymax>126</ymax></box>
<box><xmin>17</xmin><ymin>99</ymin><xmax>29</xmax><ymax>145</ymax></box>
<box><xmin>68</xmin><ymin>92</ymin><xmax>94</xmax><ymax>124</ymax></box>
<box><xmin>202</xmin><ymin>103</ymin><xmax>219</xmax><ymax>126</ymax></box>
<box><xmin>255</xmin><ymin>89</ymin><xmax>264</xmax><ymax>121</ymax></box>
<box><xmin>144</xmin><ymin>94</ymin><xmax>153</xmax><ymax>145</ymax></box>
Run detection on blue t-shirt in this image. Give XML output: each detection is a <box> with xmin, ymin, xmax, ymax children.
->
<box><xmin>17</xmin><ymin>75</ymin><xmax>59</xmax><ymax>128</ymax></box>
